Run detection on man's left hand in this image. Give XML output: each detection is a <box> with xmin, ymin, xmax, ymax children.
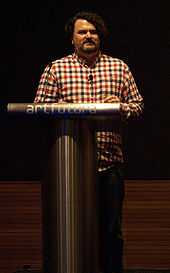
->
<box><xmin>103</xmin><ymin>95</ymin><xmax>120</xmax><ymax>103</ymax></box>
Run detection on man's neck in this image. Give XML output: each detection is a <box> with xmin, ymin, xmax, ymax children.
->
<box><xmin>76</xmin><ymin>51</ymin><xmax>100</xmax><ymax>67</ymax></box>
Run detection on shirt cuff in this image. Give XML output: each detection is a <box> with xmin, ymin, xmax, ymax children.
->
<box><xmin>120</xmin><ymin>103</ymin><xmax>131</xmax><ymax>119</ymax></box>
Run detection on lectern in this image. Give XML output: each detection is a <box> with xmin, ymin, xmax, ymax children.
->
<box><xmin>7</xmin><ymin>103</ymin><xmax>120</xmax><ymax>273</ymax></box>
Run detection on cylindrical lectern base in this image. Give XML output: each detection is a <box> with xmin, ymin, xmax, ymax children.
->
<box><xmin>42</xmin><ymin>119</ymin><xmax>99</xmax><ymax>273</ymax></box>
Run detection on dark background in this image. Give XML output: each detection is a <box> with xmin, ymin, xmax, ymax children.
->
<box><xmin>0</xmin><ymin>2</ymin><xmax>169</xmax><ymax>180</ymax></box>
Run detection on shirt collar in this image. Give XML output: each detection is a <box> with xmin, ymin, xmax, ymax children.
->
<box><xmin>72</xmin><ymin>51</ymin><xmax>101</xmax><ymax>68</ymax></box>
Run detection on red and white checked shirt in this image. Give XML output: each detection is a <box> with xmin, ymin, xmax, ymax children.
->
<box><xmin>34</xmin><ymin>52</ymin><xmax>143</xmax><ymax>171</ymax></box>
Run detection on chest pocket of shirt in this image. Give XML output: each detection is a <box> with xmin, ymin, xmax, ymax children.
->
<box><xmin>97</xmin><ymin>83</ymin><xmax>118</xmax><ymax>99</ymax></box>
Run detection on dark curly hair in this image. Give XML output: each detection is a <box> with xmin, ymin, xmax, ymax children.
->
<box><xmin>65</xmin><ymin>11</ymin><xmax>109</xmax><ymax>50</ymax></box>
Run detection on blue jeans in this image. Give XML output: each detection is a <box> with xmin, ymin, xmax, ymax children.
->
<box><xmin>97</xmin><ymin>164</ymin><xmax>124</xmax><ymax>273</ymax></box>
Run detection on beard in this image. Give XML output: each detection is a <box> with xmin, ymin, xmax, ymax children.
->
<box><xmin>83</xmin><ymin>46</ymin><xmax>97</xmax><ymax>53</ymax></box>
<box><xmin>81</xmin><ymin>41</ymin><xmax>98</xmax><ymax>53</ymax></box>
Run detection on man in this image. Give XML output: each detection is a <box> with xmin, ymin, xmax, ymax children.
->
<box><xmin>34</xmin><ymin>11</ymin><xmax>144</xmax><ymax>273</ymax></box>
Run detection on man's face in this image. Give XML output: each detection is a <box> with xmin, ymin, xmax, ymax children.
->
<box><xmin>72</xmin><ymin>19</ymin><xmax>100</xmax><ymax>56</ymax></box>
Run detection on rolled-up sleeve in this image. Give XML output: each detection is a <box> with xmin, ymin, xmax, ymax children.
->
<box><xmin>121</xmin><ymin>65</ymin><xmax>144</xmax><ymax>119</ymax></box>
